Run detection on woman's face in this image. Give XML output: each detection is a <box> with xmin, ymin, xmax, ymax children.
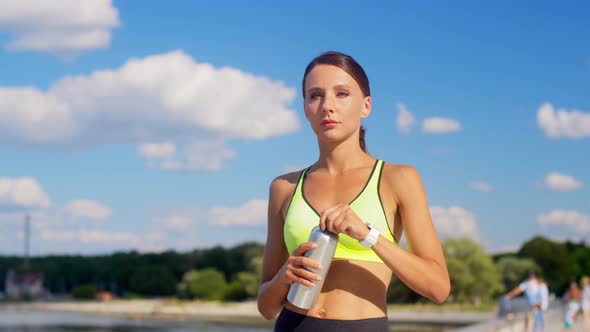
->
<box><xmin>303</xmin><ymin>64</ymin><xmax>371</xmax><ymax>144</ymax></box>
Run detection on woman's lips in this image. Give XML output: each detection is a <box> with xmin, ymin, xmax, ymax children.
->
<box><xmin>320</xmin><ymin>120</ymin><xmax>339</xmax><ymax>128</ymax></box>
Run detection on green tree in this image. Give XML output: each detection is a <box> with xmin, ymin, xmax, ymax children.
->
<box><xmin>518</xmin><ymin>236</ymin><xmax>576</xmax><ymax>292</ymax></box>
<box><xmin>222</xmin><ymin>281</ymin><xmax>249</xmax><ymax>301</ymax></box>
<box><xmin>387</xmin><ymin>274</ymin><xmax>422</xmax><ymax>304</ymax></box>
<box><xmin>179</xmin><ymin>268</ymin><xmax>227</xmax><ymax>300</ymax></box>
<box><xmin>129</xmin><ymin>266</ymin><xmax>177</xmax><ymax>297</ymax></box>
<box><xmin>236</xmin><ymin>272</ymin><xmax>259</xmax><ymax>298</ymax></box>
<box><xmin>572</xmin><ymin>246</ymin><xmax>590</xmax><ymax>278</ymax></box>
<box><xmin>443</xmin><ymin>238</ymin><xmax>504</xmax><ymax>303</ymax></box>
<box><xmin>496</xmin><ymin>256</ymin><xmax>540</xmax><ymax>292</ymax></box>
<box><xmin>249</xmin><ymin>256</ymin><xmax>263</xmax><ymax>276</ymax></box>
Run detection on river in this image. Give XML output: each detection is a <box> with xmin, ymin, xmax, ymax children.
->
<box><xmin>0</xmin><ymin>309</ymin><xmax>446</xmax><ymax>331</ymax></box>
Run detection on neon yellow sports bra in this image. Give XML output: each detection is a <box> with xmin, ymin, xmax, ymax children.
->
<box><xmin>283</xmin><ymin>159</ymin><xmax>396</xmax><ymax>263</ymax></box>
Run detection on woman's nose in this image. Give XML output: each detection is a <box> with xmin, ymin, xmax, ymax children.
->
<box><xmin>322</xmin><ymin>96</ymin><xmax>334</xmax><ymax>113</ymax></box>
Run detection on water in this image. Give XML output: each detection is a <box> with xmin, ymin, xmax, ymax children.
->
<box><xmin>0</xmin><ymin>309</ymin><xmax>444</xmax><ymax>332</ymax></box>
<box><xmin>0</xmin><ymin>310</ymin><xmax>271</xmax><ymax>332</ymax></box>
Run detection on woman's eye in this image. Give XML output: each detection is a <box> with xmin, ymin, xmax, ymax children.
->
<box><xmin>310</xmin><ymin>93</ymin><xmax>321</xmax><ymax>100</ymax></box>
<box><xmin>337</xmin><ymin>91</ymin><xmax>349</xmax><ymax>97</ymax></box>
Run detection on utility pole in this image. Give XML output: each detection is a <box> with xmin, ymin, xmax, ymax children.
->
<box><xmin>24</xmin><ymin>213</ymin><xmax>30</xmax><ymax>270</ymax></box>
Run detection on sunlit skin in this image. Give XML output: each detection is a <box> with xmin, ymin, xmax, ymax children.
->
<box><xmin>257</xmin><ymin>64</ymin><xmax>450</xmax><ymax>320</ymax></box>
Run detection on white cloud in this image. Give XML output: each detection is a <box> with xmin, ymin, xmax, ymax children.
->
<box><xmin>40</xmin><ymin>229</ymin><xmax>140</xmax><ymax>245</ymax></box>
<box><xmin>541</xmin><ymin>172</ymin><xmax>584</xmax><ymax>191</ymax></box>
<box><xmin>63</xmin><ymin>199</ymin><xmax>111</xmax><ymax>220</ymax></box>
<box><xmin>4</xmin><ymin>226</ymin><xmax>172</xmax><ymax>255</ymax></box>
<box><xmin>0</xmin><ymin>206</ymin><xmax>206</xmax><ymax>254</ymax></box>
<box><xmin>158</xmin><ymin>139</ymin><xmax>235</xmax><ymax>172</ymax></box>
<box><xmin>145</xmin><ymin>231</ymin><xmax>169</xmax><ymax>243</ymax></box>
<box><xmin>0</xmin><ymin>210</ymin><xmax>55</xmax><ymax>227</ymax></box>
<box><xmin>0</xmin><ymin>211</ymin><xmax>20</xmax><ymax>224</ymax></box>
<box><xmin>153</xmin><ymin>215</ymin><xmax>195</xmax><ymax>231</ymax></box>
<box><xmin>537</xmin><ymin>102</ymin><xmax>590</xmax><ymax>139</ymax></box>
<box><xmin>430</xmin><ymin>206</ymin><xmax>479</xmax><ymax>240</ymax></box>
<box><xmin>137</xmin><ymin>232</ymin><xmax>170</xmax><ymax>252</ymax></box>
<box><xmin>538</xmin><ymin>210</ymin><xmax>590</xmax><ymax>235</ymax></box>
<box><xmin>146</xmin><ymin>208</ymin><xmax>201</xmax><ymax>250</ymax></box>
<box><xmin>396</xmin><ymin>103</ymin><xmax>415</xmax><ymax>134</ymax></box>
<box><xmin>209</xmin><ymin>199</ymin><xmax>268</xmax><ymax>226</ymax></box>
<box><xmin>0</xmin><ymin>177</ymin><xmax>51</xmax><ymax>209</ymax></box>
<box><xmin>138</xmin><ymin>142</ymin><xmax>176</xmax><ymax>159</ymax></box>
<box><xmin>0</xmin><ymin>88</ymin><xmax>79</xmax><ymax>144</ymax></box>
<box><xmin>469</xmin><ymin>181</ymin><xmax>495</xmax><ymax>192</ymax></box>
<box><xmin>0</xmin><ymin>0</ymin><xmax>120</xmax><ymax>56</ymax></box>
<box><xmin>422</xmin><ymin>117</ymin><xmax>462</xmax><ymax>134</ymax></box>
<box><xmin>0</xmin><ymin>51</ymin><xmax>299</xmax><ymax>170</ymax></box>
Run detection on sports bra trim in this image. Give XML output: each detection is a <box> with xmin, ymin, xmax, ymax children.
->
<box><xmin>300</xmin><ymin>159</ymin><xmax>379</xmax><ymax>217</ymax></box>
<box><xmin>285</xmin><ymin>159</ymin><xmax>397</xmax><ymax>243</ymax></box>
<box><xmin>377</xmin><ymin>161</ymin><xmax>398</xmax><ymax>243</ymax></box>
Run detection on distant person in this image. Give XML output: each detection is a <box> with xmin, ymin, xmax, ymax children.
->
<box><xmin>534</xmin><ymin>277</ymin><xmax>549</xmax><ymax>332</ymax></box>
<box><xmin>506</xmin><ymin>271</ymin><xmax>540</xmax><ymax>332</ymax></box>
<box><xmin>563</xmin><ymin>280</ymin><xmax>581</xmax><ymax>330</ymax></box>
<box><xmin>538</xmin><ymin>277</ymin><xmax>549</xmax><ymax>311</ymax></box>
<box><xmin>581</xmin><ymin>276</ymin><xmax>590</xmax><ymax>331</ymax></box>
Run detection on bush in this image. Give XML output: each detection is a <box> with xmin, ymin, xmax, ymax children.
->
<box><xmin>125</xmin><ymin>292</ymin><xmax>143</xmax><ymax>300</ymax></box>
<box><xmin>444</xmin><ymin>238</ymin><xmax>504</xmax><ymax>303</ymax></box>
<box><xmin>178</xmin><ymin>268</ymin><xmax>227</xmax><ymax>300</ymax></box>
<box><xmin>72</xmin><ymin>284</ymin><xmax>97</xmax><ymax>300</ymax></box>
<box><xmin>236</xmin><ymin>272</ymin><xmax>259</xmax><ymax>297</ymax></box>
<box><xmin>222</xmin><ymin>281</ymin><xmax>249</xmax><ymax>301</ymax></box>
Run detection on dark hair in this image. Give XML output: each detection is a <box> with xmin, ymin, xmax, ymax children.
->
<box><xmin>302</xmin><ymin>51</ymin><xmax>370</xmax><ymax>152</ymax></box>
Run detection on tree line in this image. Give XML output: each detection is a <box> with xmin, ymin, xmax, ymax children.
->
<box><xmin>1</xmin><ymin>236</ymin><xmax>589</xmax><ymax>304</ymax></box>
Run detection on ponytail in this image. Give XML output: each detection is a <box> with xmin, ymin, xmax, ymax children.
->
<box><xmin>359</xmin><ymin>126</ymin><xmax>367</xmax><ymax>152</ymax></box>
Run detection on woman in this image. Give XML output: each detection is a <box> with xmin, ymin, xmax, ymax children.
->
<box><xmin>257</xmin><ymin>51</ymin><xmax>450</xmax><ymax>331</ymax></box>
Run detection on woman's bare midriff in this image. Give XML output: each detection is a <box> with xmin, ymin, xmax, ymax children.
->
<box><xmin>284</xmin><ymin>259</ymin><xmax>392</xmax><ymax>320</ymax></box>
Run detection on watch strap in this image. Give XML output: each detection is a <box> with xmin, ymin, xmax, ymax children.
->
<box><xmin>360</xmin><ymin>223</ymin><xmax>380</xmax><ymax>248</ymax></box>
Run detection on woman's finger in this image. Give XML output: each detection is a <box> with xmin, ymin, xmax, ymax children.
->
<box><xmin>319</xmin><ymin>205</ymin><xmax>339</xmax><ymax>231</ymax></box>
<box><xmin>330</xmin><ymin>208</ymin><xmax>348</xmax><ymax>233</ymax></box>
<box><xmin>293</xmin><ymin>241</ymin><xmax>318</xmax><ymax>256</ymax></box>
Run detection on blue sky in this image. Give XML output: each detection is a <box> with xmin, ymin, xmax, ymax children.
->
<box><xmin>0</xmin><ymin>1</ymin><xmax>588</xmax><ymax>255</ymax></box>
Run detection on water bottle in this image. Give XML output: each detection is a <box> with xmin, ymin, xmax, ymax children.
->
<box><xmin>287</xmin><ymin>225</ymin><xmax>339</xmax><ymax>309</ymax></box>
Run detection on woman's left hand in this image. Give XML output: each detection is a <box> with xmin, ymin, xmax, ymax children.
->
<box><xmin>319</xmin><ymin>204</ymin><xmax>369</xmax><ymax>241</ymax></box>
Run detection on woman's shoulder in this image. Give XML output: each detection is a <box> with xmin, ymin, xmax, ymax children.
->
<box><xmin>379</xmin><ymin>161</ymin><xmax>426</xmax><ymax>203</ymax></box>
<box><xmin>268</xmin><ymin>169</ymin><xmax>305</xmax><ymax>216</ymax></box>
<box><xmin>269</xmin><ymin>169</ymin><xmax>304</xmax><ymax>199</ymax></box>
<box><xmin>380</xmin><ymin>160</ymin><xmax>422</xmax><ymax>185</ymax></box>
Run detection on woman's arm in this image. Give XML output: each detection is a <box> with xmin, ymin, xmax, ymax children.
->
<box><xmin>319</xmin><ymin>164</ymin><xmax>450</xmax><ymax>304</ymax></box>
<box><xmin>257</xmin><ymin>175</ymin><xmax>322</xmax><ymax>319</ymax></box>
<box><xmin>372</xmin><ymin>165</ymin><xmax>450</xmax><ymax>303</ymax></box>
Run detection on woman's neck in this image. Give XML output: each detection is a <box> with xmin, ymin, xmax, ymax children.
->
<box><xmin>315</xmin><ymin>138</ymin><xmax>372</xmax><ymax>175</ymax></box>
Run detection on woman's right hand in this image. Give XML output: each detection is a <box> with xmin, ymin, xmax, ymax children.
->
<box><xmin>280</xmin><ymin>242</ymin><xmax>323</xmax><ymax>287</ymax></box>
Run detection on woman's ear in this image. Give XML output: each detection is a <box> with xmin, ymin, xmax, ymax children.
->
<box><xmin>360</xmin><ymin>96</ymin><xmax>372</xmax><ymax>119</ymax></box>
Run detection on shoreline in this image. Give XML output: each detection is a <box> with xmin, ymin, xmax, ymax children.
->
<box><xmin>0</xmin><ymin>299</ymin><xmax>496</xmax><ymax>328</ymax></box>
<box><xmin>2</xmin><ymin>300</ymin><xmax>272</xmax><ymax>327</ymax></box>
